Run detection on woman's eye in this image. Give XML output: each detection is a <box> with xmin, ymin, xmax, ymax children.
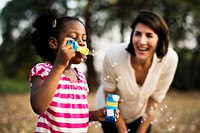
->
<box><xmin>134</xmin><ymin>33</ymin><xmax>140</xmax><ymax>37</ymax></box>
<box><xmin>147</xmin><ymin>34</ymin><xmax>153</xmax><ymax>38</ymax></box>
<box><xmin>134</xmin><ymin>32</ymin><xmax>141</xmax><ymax>36</ymax></box>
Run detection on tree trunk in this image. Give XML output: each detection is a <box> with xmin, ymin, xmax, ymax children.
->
<box><xmin>84</xmin><ymin>0</ymin><xmax>99</xmax><ymax>91</ymax></box>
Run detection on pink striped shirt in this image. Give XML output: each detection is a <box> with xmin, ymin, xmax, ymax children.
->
<box><xmin>29</xmin><ymin>63</ymin><xmax>89</xmax><ymax>133</ymax></box>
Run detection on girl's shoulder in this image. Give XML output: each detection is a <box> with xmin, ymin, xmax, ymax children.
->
<box><xmin>30</xmin><ymin>62</ymin><xmax>52</xmax><ymax>79</ymax></box>
<box><xmin>31</xmin><ymin>62</ymin><xmax>53</xmax><ymax>71</ymax></box>
<box><xmin>33</xmin><ymin>62</ymin><xmax>52</xmax><ymax>68</ymax></box>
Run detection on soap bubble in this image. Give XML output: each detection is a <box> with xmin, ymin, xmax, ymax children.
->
<box><xmin>111</xmin><ymin>62</ymin><xmax>118</xmax><ymax>67</ymax></box>
<box><xmin>168</xmin><ymin>124</ymin><xmax>176</xmax><ymax>132</ymax></box>
<box><xmin>160</xmin><ymin>104</ymin><xmax>168</xmax><ymax>112</ymax></box>
<box><xmin>152</xmin><ymin>103</ymin><xmax>176</xmax><ymax>132</ymax></box>
<box><xmin>141</xmin><ymin>113</ymin><xmax>148</xmax><ymax>123</ymax></box>
<box><xmin>166</xmin><ymin>116</ymin><xmax>173</xmax><ymax>123</ymax></box>
<box><xmin>103</xmin><ymin>75</ymin><xmax>110</xmax><ymax>81</ymax></box>
<box><xmin>151</xmin><ymin>118</ymin><xmax>158</xmax><ymax>125</ymax></box>
<box><xmin>115</xmin><ymin>76</ymin><xmax>122</xmax><ymax>82</ymax></box>
<box><xmin>88</xmin><ymin>121</ymin><xmax>102</xmax><ymax>131</ymax></box>
<box><xmin>88</xmin><ymin>49</ymin><xmax>96</xmax><ymax>56</ymax></box>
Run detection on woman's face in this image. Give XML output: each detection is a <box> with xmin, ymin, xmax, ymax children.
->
<box><xmin>132</xmin><ymin>23</ymin><xmax>158</xmax><ymax>61</ymax></box>
<box><xmin>59</xmin><ymin>20</ymin><xmax>87</xmax><ymax>64</ymax></box>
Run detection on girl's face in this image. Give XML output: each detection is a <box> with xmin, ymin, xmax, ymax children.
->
<box><xmin>132</xmin><ymin>23</ymin><xmax>158</xmax><ymax>61</ymax></box>
<box><xmin>60</xmin><ymin>20</ymin><xmax>87</xmax><ymax>64</ymax></box>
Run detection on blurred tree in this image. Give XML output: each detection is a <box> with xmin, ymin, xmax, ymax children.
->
<box><xmin>0</xmin><ymin>0</ymin><xmax>200</xmax><ymax>90</ymax></box>
<box><xmin>0</xmin><ymin>0</ymin><xmax>111</xmax><ymax>90</ymax></box>
<box><xmin>84</xmin><ymin>0</ymin><xmax>99</xmax><ymax>90</ymax></box>
<box><xmin>93</xmin><ymin>0</ymin><xmax>200</xmax><ymax>90</ymax></box>
<box><xmin>0</xmin><ymin>0</ymin><xmax>56</xmax><ymax>79</ymax></box>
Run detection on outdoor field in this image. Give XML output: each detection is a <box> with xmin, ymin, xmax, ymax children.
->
<box><xmin>0</xmin><ymin>90</ymin><xmax>199</xmax><ymax>133</ymax></box>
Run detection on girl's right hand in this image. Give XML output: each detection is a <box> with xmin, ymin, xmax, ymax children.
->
<box><xmin>55</xmin><ymin>38</ymin><xmax>76</xmax><ymax>68</ymax></box>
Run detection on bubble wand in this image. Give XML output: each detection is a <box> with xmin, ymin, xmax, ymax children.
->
<box><xmin>66</xmin><ymin>40</ymin><xmax>89</xmax><ymax>56</ymax></box>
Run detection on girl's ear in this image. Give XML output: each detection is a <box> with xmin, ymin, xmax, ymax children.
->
<box><xmin>48</xmin><ymin>37</ymin><xmax>58</xmax><ymax>49</ymax></box>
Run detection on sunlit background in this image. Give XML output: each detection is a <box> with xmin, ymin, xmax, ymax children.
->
<box><xmin>0</xmin><ymin>0</ymin><xmax>200</xmax><ymax>133</ymax></box>
<box><xmin>0</xmin><ymin>0</ymin><xmax>11</xmax><ymax>44</ymax></box>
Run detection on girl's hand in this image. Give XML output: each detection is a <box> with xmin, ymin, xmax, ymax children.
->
<box><xmin>55</xmin><ymin>38</ymin><xmax>76</xmax><ymax>67</ymax></box>
<box><xmin>94</xmin><ymin>107</ymin><xmax>121</xmax><ymax>121</ymax></box>
<box><xmin>98</xmin><ymin>99</ymin><xmax>123</xmax><ymax>121</ymax></box>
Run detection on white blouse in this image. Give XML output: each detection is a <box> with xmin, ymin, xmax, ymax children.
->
<box><xmin>95</xmin><ymin>43</ymin><xmax>178</xmax><ymax>123</ymax></box>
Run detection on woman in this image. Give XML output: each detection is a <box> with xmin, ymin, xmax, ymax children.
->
<box><xmin>96</xmin><ymin>10</ymin><xmax>178</xmax><ymax>133</ymax></box>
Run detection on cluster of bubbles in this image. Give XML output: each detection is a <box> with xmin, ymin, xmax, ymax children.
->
<box><xmin>88</xmin><ymin>49</ymin><xmax>96</xmax><ymax>56</ymax></box>
<box><xmin>89</xmin><ymin>104</ymin><xmax>176</xmax><ymax>132</ymax></box>
<box><xmin>103</xmin><ymin>75</ymin><xmax>122</xmax><ymax>82</ymax></box>
<box><xmin>158</xmin><ymin>104</ymin><xmax>176</xmax><ymax>132</ymax></box>
<box><xmin>141</xmin><ymin>104</ymin><xmax>176</xmax><ymax>132</ymax></box>
<box><xmin>103</xmin><ymin>61</ymin><xmax>122</xmax><ymax>82</ymax></box>
<box><xmin>81</xmin><ymin>49</ymin><xmax>96</xmax><ymax>62</ymax></box>
<box><xmin>88</xmin><ymin>121</ymin><xmax>102</xmax><ymax>130</ymax></box>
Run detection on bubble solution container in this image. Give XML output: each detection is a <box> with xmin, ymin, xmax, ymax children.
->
<box><xmin>66</xmin><ymin>40</ymin><xmax>89</xmax><ymax>56</ymax></box>
<box><xmin>106</xmin><ymin>94</ymin><xmax>120</xmax><ymax>122</ymax></box>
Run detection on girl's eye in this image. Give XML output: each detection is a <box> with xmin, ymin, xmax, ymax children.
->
<box><xmin>70</xmin><ymin>37</ymin><xmax>77</xmax><ymax>41</ymax></box>
<box><xmin>68</xmin><ymin>34</ymin><xmax>77</xmax><ymax>40</ymax></box>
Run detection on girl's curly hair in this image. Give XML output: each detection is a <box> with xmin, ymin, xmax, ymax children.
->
<box><xmin>31</xmin><ymin>7</ymin><xmax>84</xmax><ymax>62</ymax></box>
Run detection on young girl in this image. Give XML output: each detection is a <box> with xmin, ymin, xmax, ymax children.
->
<box><xmin>29</xmin><ymin>8</ymin><xmax>106</xmax><ymax>133</ymax></box>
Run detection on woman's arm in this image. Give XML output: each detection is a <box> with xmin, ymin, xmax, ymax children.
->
<box><xmin>136</xmin><ymin>97</ymin><xmax>158</xmax><ymax>133</ymax></box>
<box><xmin>115</xmin><ymin>113</ymin><xmax>128</xmax><ymax>133</ymax></box>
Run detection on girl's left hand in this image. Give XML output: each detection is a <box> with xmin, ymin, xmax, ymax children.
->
<box><xmin>97</xmin><ymin>99</ymin><xmax>123</xmax><ymax>121</ymax></box>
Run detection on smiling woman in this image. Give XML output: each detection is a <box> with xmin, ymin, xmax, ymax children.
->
<box><xmin>95</xmin><ymin>10</ymin><xmax>178</xmax><ymax>133</ymax></box>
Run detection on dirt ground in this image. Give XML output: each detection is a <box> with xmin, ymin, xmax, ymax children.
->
<box><xmin>0</xmin><ymin>90</ymin><xmax>200</xmax><ymax>133</ymax></box>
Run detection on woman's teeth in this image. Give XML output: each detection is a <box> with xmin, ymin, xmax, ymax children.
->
<box><xmin>138</xmin><ymin>47</ymin><xmax>148</xmax><ymax>51</ymax></box>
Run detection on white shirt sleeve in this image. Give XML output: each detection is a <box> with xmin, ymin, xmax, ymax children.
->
<box><xmin>152</xmin><ymin>48</ymin><xmax>179</xmax><ymax>102</ymax></box>
<box><xmin>101</xmin><ymin>48</ymin><xmax>118</xmax><ymax>92</ymax></box>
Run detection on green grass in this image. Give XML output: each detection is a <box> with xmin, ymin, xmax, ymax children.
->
<box><xmin>0</xmin><ymin>78</ymin><xmax>30</xmax><ymax>94</ymax></box>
